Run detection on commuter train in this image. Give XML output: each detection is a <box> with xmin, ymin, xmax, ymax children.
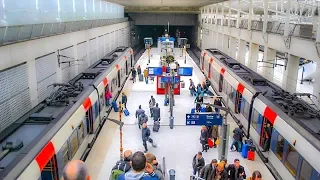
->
<box><xmin>201</xmin><ymin>49</ymin><xmax>320</xmax><ymax>180</ymax></box>
<box><xmin>0</xmin><ymin>47</ymin><xmax>134</xmax><ymax>180</ymax></box>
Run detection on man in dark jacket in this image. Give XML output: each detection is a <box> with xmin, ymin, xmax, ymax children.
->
<box><xmin>121</xmin><ymin>92</ymin><xmax>128</xmax><ymax>109</ymax></box>
<box><xmin>110</xmin><ymin>150</ymin><xmax>133</xmax><ymax>179</ymax></box>
<box><xmin>138</xmin><ymin>113</ymin><xmax>148</xmax><ymax>129</ymax></box>
<box><xmin>214</xmin><ymin>97</ymin><xmax>222</xmax><ymax>113</ymax></box>
<box><xmin>228</xmin><ymin>159</ymin><xmax>246</xmax><ymax>180</ymax></box>
<box><xmin>195</xmin><ymin>94</ymin><xmax>204</xmax><ymax>112</ymax></box>
<box><xmin>152</xmin><ymin>103</ymin><xmax>160</xmax><ymax>121</ymax></box>
<box><xmin>132</xmin><ymin>68</ymin><xmax>137</xmax><ymax>83</ymax></box>
<box><xmin>200</xmin><ymin>159</ymin><xmax>218</xmax><ymax>180</ymax></box>
<box><xmin>117</xmin><ymin>151</ymin><xmax>159</xmax><ymax>180</ymax></box>
<box><xmin>262</xmin><ymin>123</ymin><xmax>272</xmax><ymax>152</ymax></box>
<box><xmin>192</xmin><ymin>152</ymin><xmax>205</xmax><ymax>176</ymax></box>
<box><xmin>230</xmin><ymin>125</ymin><xmax>244</xmax><ymax>152</ymax></box>
<box><xmin>142</xmin><ymin>123</ymin><xmax>156</xmax><ymax>153</ymax></box>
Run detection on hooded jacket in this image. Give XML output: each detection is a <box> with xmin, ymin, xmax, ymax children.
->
<box><xmin>117</xmin><ymin>170</ymin><xmax>159</xmax><ymax>180</ymax></box>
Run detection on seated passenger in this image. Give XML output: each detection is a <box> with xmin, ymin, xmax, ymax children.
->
<box><xmin>145</xmin><ymin>153</ymin><xmax>164</xmax><ymax>180</ymax></box>
<box><xmin>62</xmin><ymin>160</ymin><xmax>91</xmax><ymax>180</ymax></box>
<box><xmin>117</xmin><ymin>151</ymin><xmax>159</xmax><ymax>180</ymax></box>
<box><xmin>228</xmin><ymin>159</ymin><xmax>246</xmax><ymax>180</ymax></box>
<box><xmin>110</xmin><ymin>150</ymin><xmax>133</xmax><ymax>180</ymax></box>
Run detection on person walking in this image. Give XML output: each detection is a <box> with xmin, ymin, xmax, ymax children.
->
<box><xmin>200</xmin><ymin>159</ymin><xmax>218</xmax><ymax>180</ymax></box>
<box><xmin>149</xmin><ymin>96</ymin><xmax>156</xmax><ymax>117</ymax></box>
<box><xmin>200</xmin><ymin>126</ymin><xmax>209</xmax><ymax>152</ymax></box>
<box><xmin>142</xmin><ymin>123</ymin><xmax>156</xmax><ymax>153</ymax></box>
<box><xmin>192</xmin><ymin>152</ymin><xmax>205</xmax><ymax>177</ymax></box>
<box><xmin>152</xmin><ymin>103</ymin><xmax>160</xmax><ymax>122</ymax></box>
<box><xmin>249</xmin><ymin>171</ymin><xmax>262</xmax><ymax>180</ymax></box>
<box><xmin>230</xmin><ymin>125</ymin><xmax>244</xmax><ymax>152</ymax></box>
<box><xmin>143</xmin><ymin>68</ymin><xmax>149</xmax><ymax>84</ymax></box>
<box><xmin>214</xmin><ymin>97</ymin><xmax>222</xmax><ymax>113</ymax></box>
<box><xmin>132</xmin><ymin>68</ymin><xmax>137</xmax><ymax>83</ymax></box>
<box><xmin>121</xmin><ymin>92</ymin><xmax>128</xmax><ymax>109</ymax></box>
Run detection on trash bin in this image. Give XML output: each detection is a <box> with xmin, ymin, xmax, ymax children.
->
<box><xmin>169</xmin><ymin>169</ymin><xmax>175</xmax><ymax>180</ymax></box>
<box><xmin>169</xmin><ymin>116</ymin><xmax>174</xmax><ymax>129</ymax></box>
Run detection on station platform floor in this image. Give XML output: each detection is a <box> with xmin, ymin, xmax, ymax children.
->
<box><xmin>85</xmin><ymin>48</ymin><xmax>275</xmax><ymax>180</ymax></box>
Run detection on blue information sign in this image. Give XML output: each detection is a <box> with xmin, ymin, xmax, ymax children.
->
<box><xmin>148</xmin><ymin>67</ymin><xmax>163</xmax><ymax>76</ymax></box>
<box><xmin>160</xmin><ymin>76</ymin><xmax>180</xmax><ymax>83</ymax></box>
<box><xmin>177</xmin><ymin>67</ymin><xmax>193</xmax><ymax>76</ymax></box>
<box><xmin>158</xmin><ymin>37</ymin><xmax>176</xmax><ymax>42</ymax></box>
<box><xmin>185</xmin><ymin>113</ymin><xmax>223</xmax><ymax>126</ymax></box>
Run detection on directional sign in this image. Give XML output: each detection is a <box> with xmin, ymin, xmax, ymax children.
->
<box><xmin>148</xmin><ymin>67</ymin><xmax>163</xmax><ymax>76</ymax></box>
<box><xmin>160</xmin><ymin>76</ymin><xmax>180</xmax><ymax>83</ymax></box>
<box><xmin>177</xmin><ymin>67</ymin><xmax>193</xmax><ymax>76</ymax></box>
<box><xmin>186</xmin><ymin>113</ymin><xmax>223</xmax><ymax>126</ymax></box>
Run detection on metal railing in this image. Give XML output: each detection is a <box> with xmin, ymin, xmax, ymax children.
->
<box><xmin>0</xmin><ymin>17</ymin><xmax>128</xmax><ymax>47</ymax></box>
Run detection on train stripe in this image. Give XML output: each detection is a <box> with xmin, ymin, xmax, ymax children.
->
<box><xmin>82</xmin><ymin>98</ymin><xmax>92</xmax><ymax>111</ymax></box>
<box><xmin>17</xmin><ymin>160</ymin><xmax>41</xmax><ymax>180</ymax></box>
<box><xmin>103</xmin><ymin>78</ymin><xmax>108</xmax><ymax>86</ymax></box>
<box><xmin>264</xmin><ymin>106</ymin><xmax>277</xmax><ymax>124</ymax></box>
<box><xmin>237</xmin><ymin>83</ymin><xmax>245</xmax><ymax>94</ymax></box>
<box><xmin>209</xmin><ymin>58</ymin><xmax>213</xmax><ymax>64</ymax></box>
<box><xmin>220</xmin><ymin>68</ymin><xmax>225</xmax><ymax>75</ymax></box>
<box><xmin>35</xmin><ymin>142</ymin><xmax>55</xmax><ymax>171</ymax></box>
<box><xmin>116</xmin><ymin>64</ymin><xmax>120</xmax><ymax>70</ymax></box>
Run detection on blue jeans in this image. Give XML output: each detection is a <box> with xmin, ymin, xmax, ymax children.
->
<box><xmin>230</xmin><ymin>140</ymin><xmax>241</xmax><ymax>151</ymax></box>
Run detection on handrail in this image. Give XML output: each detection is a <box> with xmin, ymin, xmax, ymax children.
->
<box><xmin>162</xmin><ymin>157</ymin><xmax>166</xmax><ymax>178</ymax></box>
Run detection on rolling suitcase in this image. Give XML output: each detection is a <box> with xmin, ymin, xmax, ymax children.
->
<box><xmin>248</xmin><ymin>150</ymin><xmax>255</xmax><ymax>161</ymax></box>
<box><xmin>241</xmin><ymin>144</ymin><xmax>249</xmax><ymax>158</ymax></box>
<box><xmin>139</xmin><ymin>74</ymin><xmax>143</xmax><ymax>82</ymax></box>
<box><xmin>112</xmin><ymin>101</ymin><xmax>119</xmax><ymax>112</ymax></box>
<box><xmin>123</xmin><ymin>108</ymin><xmax>130</xmax><ymax>116</ymax></box>
<box><xmin>153</xmin><ymin>120</ymin><xmax>160</xmax><ymax>132</ymax></box>
<box><xmin>207</xmin><ymin>138</ymin><xmax>214</xmax><ymax>148</ymax></box>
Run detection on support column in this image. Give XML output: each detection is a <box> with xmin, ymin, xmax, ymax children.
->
<box><xmin>223</xmin><ymin>35</ymin><xmax>229</xmax><ymax>53</ymax></box>
<box><xmin>248</xmin><ymin>43</ymin><xmax>259</xmax><ymax>72</ymax></box>
<box><xmin>237</xmin><ymin>40</ymin><xmax>246</xmax><ymax>64</ymax></box>
<box><xmin>263</xmin><ymin>47</ymin><xmax>276</xmax><ymax>81</ymax></box>
<box><xmin>282</xmin><ymin>54</ymin><xmax>299</xmax><ymax>93</ymax></box>
<box><xmin>313</xmin><ymin>63</ymin><xmax>320</xmax><ymax>106</ymax></box>
<box><xmin>229</xmin><ymin>37</ymin><xmax>237</xmax><ymax>59</ymax></box>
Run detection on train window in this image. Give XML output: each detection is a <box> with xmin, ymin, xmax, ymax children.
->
<box><xmin>229</xmin><ymin>87</ymin><xmax>235</xmax><ymax>103</ymax></box>
<box><xmin>99</xmin><ymin>93</ymin><xmax>104</xmax><ymax>109</ymax></box>
<box><xmin>284</xmin><ymin>144</ymin><xmax>299</xmax><ymax>177</ymax></box>
<box><xmin>62</xmin><ymin>142</ymin><xmax>69</xmax><ymax>166</ymax></box>
<box><xmin>299</xmin><ymin>160</ymin><xmax>313</xmax><ymax>180</ymax></box>
<box><xmin>275</xmin><ymin>134</ymin><xmax>285</xmax><ymax>160</ymax></box>
<box><xmin>78</xmin><ymin>122</ymin><xmax>85</xmax><ymax>145</ymax></box>
<box><xmin>243</xmin><ymin>100</ymin><xmax>249</xmax><ymax>119</ymax></box>
<box><xmin>93</xmin><ymin>101</ymin><xmax>99</xmax><ymax>122</ymax></box>
<box><xmin>252</xmin><ymin>109</ymin><xmax>259</xmax><ymax>131</ymax></box>
<box><xmin>70</xmin><ymin>130</ymin><xmax>79</xmax><ymax>157</ymax></box>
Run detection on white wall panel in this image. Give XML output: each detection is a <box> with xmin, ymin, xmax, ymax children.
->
<box><xmin>98</xmin><ymin>35</ymin><xmax>105</xmax><ymax>58</ymax></box>
<box><xmin>89</xmin><ymin>38</ymin><xmax>98</xmax><ymax>64</ymax></box>
<box><xmin>77</xmin><ymin>42</ymin><xmax>88</xmax><ymax>73</ymax></box>
<box><xmin>60</xmin><ymin>46</ymin><xmax>76</xmax><ymax>83</ymax></box>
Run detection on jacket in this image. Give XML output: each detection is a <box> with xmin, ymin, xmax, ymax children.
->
<box><xmin>112</xmin><ymin>160</ymin><xmax>131</xmax><ymax>173</ymax></box>
<box><xmin>122</xmin><ymin>95</ymin><xmax>127</xmax><ymax>104</ymax></box>
<box><xmin>137</xmin><ymin>68</ymin><xmax>142</xmax><ymax>74</ymax></box>
<box><xmin>233</xmin><ymin>128</ymin><xmax>244</xmax><ymax>141</ymax></box>
<box><xmin>149</xmin><ymin>98</ymin><xmax>156</xmax><ymax>108</ymax></box>
<box><xmin>200</xmin><ymin>164</ymin><xmax>215</xmax><ymax>180</ymax></box>
<box><xmin>228</xmin><ymin>164</ymin><xmax>246</xmax><ymax>180</ymax></box>
<box><xmin>139</xmin><ymin>114</ymin><xmax>148</xmax><ymax>124</ymax></box>
<box><xmin>117</xmin><ymin>170</ymin><xmax>159</xmax><ymax>180</ymax></box>
<box><xmin>208</xmin><ymin>169</ymin><xmax>228</xmax><ymax>180</ymax></box>
<box><xmin>192</xmin><ymin>155</ymin><xmax>205</xmax><ymax>171</ymax></box>
<box><xmin>143</xmin><ymin>69</ymin><xmax>148</xmax><ymax>77</ymax></box>
<box><xmin>136</xmin><ymin>109</ymin><xmax>145</xmax><ymax>119</ymax></box>
<box><xmin>200</xmin><ymin>130</ymin><xmax>209</xmax><ymax>144</ymax></box>
<box><xmin>142</xmin><ymin>127</ymin><xmax>151</xmax><ymax>141</ymax></box>
<box><xmin>152</xmin><ymin>107</ymin><xmax>160</xmax><ymax>121</ymax></box>
<box><xmin>152</xmin><ymin>164</ymin><xmax>164</xmax><ymax>180</ymax></box>
<box><xmin>211</xmin><ymin>126</ymin><xmax>219</xmax><ymax>139</ymax></box>
<box><xmin>132</xmin><ymin>69</ymin><xmax>137</xmax><ymax>77</ymax></box>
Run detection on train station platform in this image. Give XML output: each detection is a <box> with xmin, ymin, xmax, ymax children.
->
<box><xmin>85</xmin><ymin>48</ymin><xmax>275</xmax><ymax>180</ymax></box>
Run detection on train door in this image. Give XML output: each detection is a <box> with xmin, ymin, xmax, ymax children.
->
<box><xmin>219</xmin><ymin>74</ymin><xmax>223</xmax><ymax>92</ymax></box>
<box><xmin>40</xmin><ymin>155</ymin><xmax>59</xmax><ymax>180</ymax></box>
<box><xmin>259</xmin><ymin>118</ymin><xmax>273</xmax><ymax>150</ymax></box>
<box><xmin>235</xmin><ymin>91</ymin><xmax>242</xmax><ymax>113</ymax></box>
<box><xmin>105</xmin><ymin>84</ymin><xmax>110</xmax><ymax>106</ymax></box>
<box><xmin>125</xmin><ymin>61</ymin><xmax>128</xmax><ymax>75</ymax></box>
<box><xmin>85</xmin><ymin>108</ymin><xmax>94</xmax><ymax>134</ymax></box>
<box><xmin>117</xmin><ymin>71</ymin><xmax>121</xmax><ymax>88</ymax></box>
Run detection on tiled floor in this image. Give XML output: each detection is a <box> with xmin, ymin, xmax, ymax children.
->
<box><xmin>85</xmin><ymin>48</ymin><xmax>275</xmax><ymax>180</ymax></box>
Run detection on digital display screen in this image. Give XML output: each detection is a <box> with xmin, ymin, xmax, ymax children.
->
<box><xmin>148</xmin><ymin>67</ymin><xmax>163</xmax><ymax>76</ymax></box>
<box><xmin>177</xmin><ymin>67</ymin><xmax>193</xmax><ymax>76</ymax></box>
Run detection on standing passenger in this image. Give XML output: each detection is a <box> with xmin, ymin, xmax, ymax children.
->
<box><xmin>132</xmin><ymin>68</ymin><xmax>137</xmax><ymax>83</ymax></box>
<box><xmin>195</xmin><ymin>94</ymin><xmax>204</xmax><ymax>112</ymax></box>
<box><xmin>143</xmin><ymin>68</ymin><xmax>149</xmax><ymax>84</ymax></box>
<box><xmin>121</xmin><ymin>92</ymin><xmax>128</xmax><ymax>109</ymax></box>
<box><xmin>142</xmin><ymin>123</ymin><xmax>156</xmax><ymax>153</ymax></box>
<box><xmin>200</xmin><ymin>126</ymin><xmax>209</xmax><ymax>152</ymax></box>
<box><xmin>149</xmin><ymin>96</ymin><xmax>156</xmax><ymax>117</ymax></box>
<box><xmin>262</xmin><ymin>123</ymin><xmax>272</xmax><ymax>152</ymax></box>
<box><xmin>152</xmin><ymin>103</ymin><xmax>160</xmax><ymax>122</ymax></box>
<box><xmin>192</xmin><ymin>152</ymin><xmax>205</xmax><ymax>177</ymax></box>
<box><xmin>137</xmin><ymin>65</ymin><xmax>142</xmax><ymax>76</ymax></box>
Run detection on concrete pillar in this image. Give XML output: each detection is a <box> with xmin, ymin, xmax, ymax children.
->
<box><xmin>263</xmin><ymin>47</ymin><xmax>276</xmax><ymax>81</ymax></box>
<box><xmin>229</xmin><ymin>37</ymin><xmax>237</xmax><ymax>59</ymax></box>
<box><xmin>284</xmin><ymin>0</ymin><xmax>291</xmax><ymax>37</ymax></box>
<box><xmin>249</xmin><ymin>43</ymin><xmax>259</xmax><ymax>72</ymax></box>
<box><xmin>237</xmin><ymin>40</ymin><xmax>246</xmax><ymax>64</ymax></box>
<box><xmin>313</xmin><ymin>63</ymin><xmax>320</xmax><ymax>106</ymax></box>
<box><xmin>223</xmin><ymin>35</ymin><xmax>229</xmax><ymax>53</ymax></box>
<box><xmin>282</xmin><ymin>54</ymin><xmax>299</xmax><ymax>93</ymax></box>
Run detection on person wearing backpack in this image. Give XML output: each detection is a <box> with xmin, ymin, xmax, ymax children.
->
<box><xmin>110</xmin><ymin>150</ymin><xmax>133</xmax><ymax>180</ymax></box>
<box><xmin>117</xmin><ymin>151</ymin><xmax>159</xmax><ymax>180</ymax></box>
<box><xmin>230</xmin><ymin>125</ymin><xmax>244</xmax><ymax>152</ymax></box>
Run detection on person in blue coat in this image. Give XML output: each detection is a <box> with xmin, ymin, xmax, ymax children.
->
<box><xmin>117</xmin><ymin>151</ymin><xmax>159</xmax><ymax>180</ymax></box>
<box><xmin>152</xmin><ymin>103</ymin><xmax>160</xmax><ymax>122</ymax></box>
<box><xmin>142</xmin><ymin>123</ymin><xmax>156</xmax><ymax>153</ymax></box>
<box><xmin>122</xmin><ymin>92</ymin><xmax>128</xmax><ymax>109</ymax></box>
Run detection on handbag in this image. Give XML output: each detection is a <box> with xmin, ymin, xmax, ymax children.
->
<box><xmin>215</xmin><ymin>138</ymin><xmax>220</xmax><ymax>146</ymax></box>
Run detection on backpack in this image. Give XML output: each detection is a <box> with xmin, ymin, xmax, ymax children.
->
<box><xmin>110</xmin><ymin>169</ymin><xmax>124</xmax><ymax>180</ymax></box>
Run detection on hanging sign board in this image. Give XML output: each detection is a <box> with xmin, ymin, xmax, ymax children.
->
<box><xmin>177</xmin><ymin>67</ymin><xmax>193</xmax><ymax>76</ymax></box>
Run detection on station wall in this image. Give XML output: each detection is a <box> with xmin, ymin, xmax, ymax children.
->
<box><xmin>129</xmin><ymin>13</ymin><xmax>197</xmax><ymax>26</ymax></box>
<box><xmin>0</xmin><ymin>21</ymin><xmax>130</xmax><ymax>132</ymax></box>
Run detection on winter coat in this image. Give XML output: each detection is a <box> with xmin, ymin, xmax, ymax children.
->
<box><xmin>122</xmin><ymin>95</ymin><xmax>127</xmax><ymax>104</ymax></box>
<box><xmin>143</xmin><ymin>69</ymin><xmax>149</xmax><ymax>77</ymax></box>
<box><xmin>137</xmin><ymin>68</ymin><xmax>142</xmax><ymax>75</ymax></box>
<box><xmin>112</xmin><ymin>160</ymin><xmax>131</xmax><ymax>173</ymax></box>
<box><xmin>212</xmin><ymin>126</ymin><xmax>219</xmax><ymax>139</ymax></box>
<box><xmin>132</xmin><ymin>69</ymin><xmax>137</xmax><ymax>77</ymax></box>
<box><xmin>192</xmin><ymin>155</ymin><xmax>205</xmax><ymax>171</ymax></box>
<box><xmin>139</xmin><ymin>114</ymin><xmax>148</xmax><ymax>124</ymax></box>
<box><xmin>200</xmin><ymin>164</ymin><xmax>215</xmax><ymax>180</ymax></box>
<box><xmin>152</xmin><ymin>107</ymin><xmax>160</xmax><ymax>121</ymax></box>
<box><xmin>149</xmin><ymin>98</ymin><xmax>156</xmax><ymax>108</ymax></box>
<box><xmin>200</xmin><ymin>130</ymin><xmax>209</xmax><ymax>144</ymax></box>
<box><xmin>208</xmin><ymin>169</ymin><xmax>228</xmax><ymax>180</ymax></box>
<box><xmin>142</xmin><ymin>127</ymin><xmax>151</xmax><ymax>141</ymax></box>
<box><xmin>228</xmin><ymin>164</ymin><xmax>246</xmax><ymax>180</ymax></box>
<box><xmin>152</xmin><ymin>164</ymin><xmax>164</xmax><ymax>180</ymax></box>
<box><xmin>233</xmin><ymin>128</ymin><xmax>244</xmax><ymax>141</ymax></box>
<box><xmin>117</xmin><ymin>170</ymin><xmax>159</xmax><ymax>180</ymax></box>
<box><xmin>136</xmin><ymin>109</ymin><xmax>145</xmax><ymax>119</ymax></box>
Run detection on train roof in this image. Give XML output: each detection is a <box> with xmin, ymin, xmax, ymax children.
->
<box><xmin>206</xmin><ymin>48</ymin><xmax>320</xmax><ymax>141</ymax></box>
<box><xmin>0</xmin><ymin>46</ymin><xmax>129</xmax><ymax>174</ymax></box>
